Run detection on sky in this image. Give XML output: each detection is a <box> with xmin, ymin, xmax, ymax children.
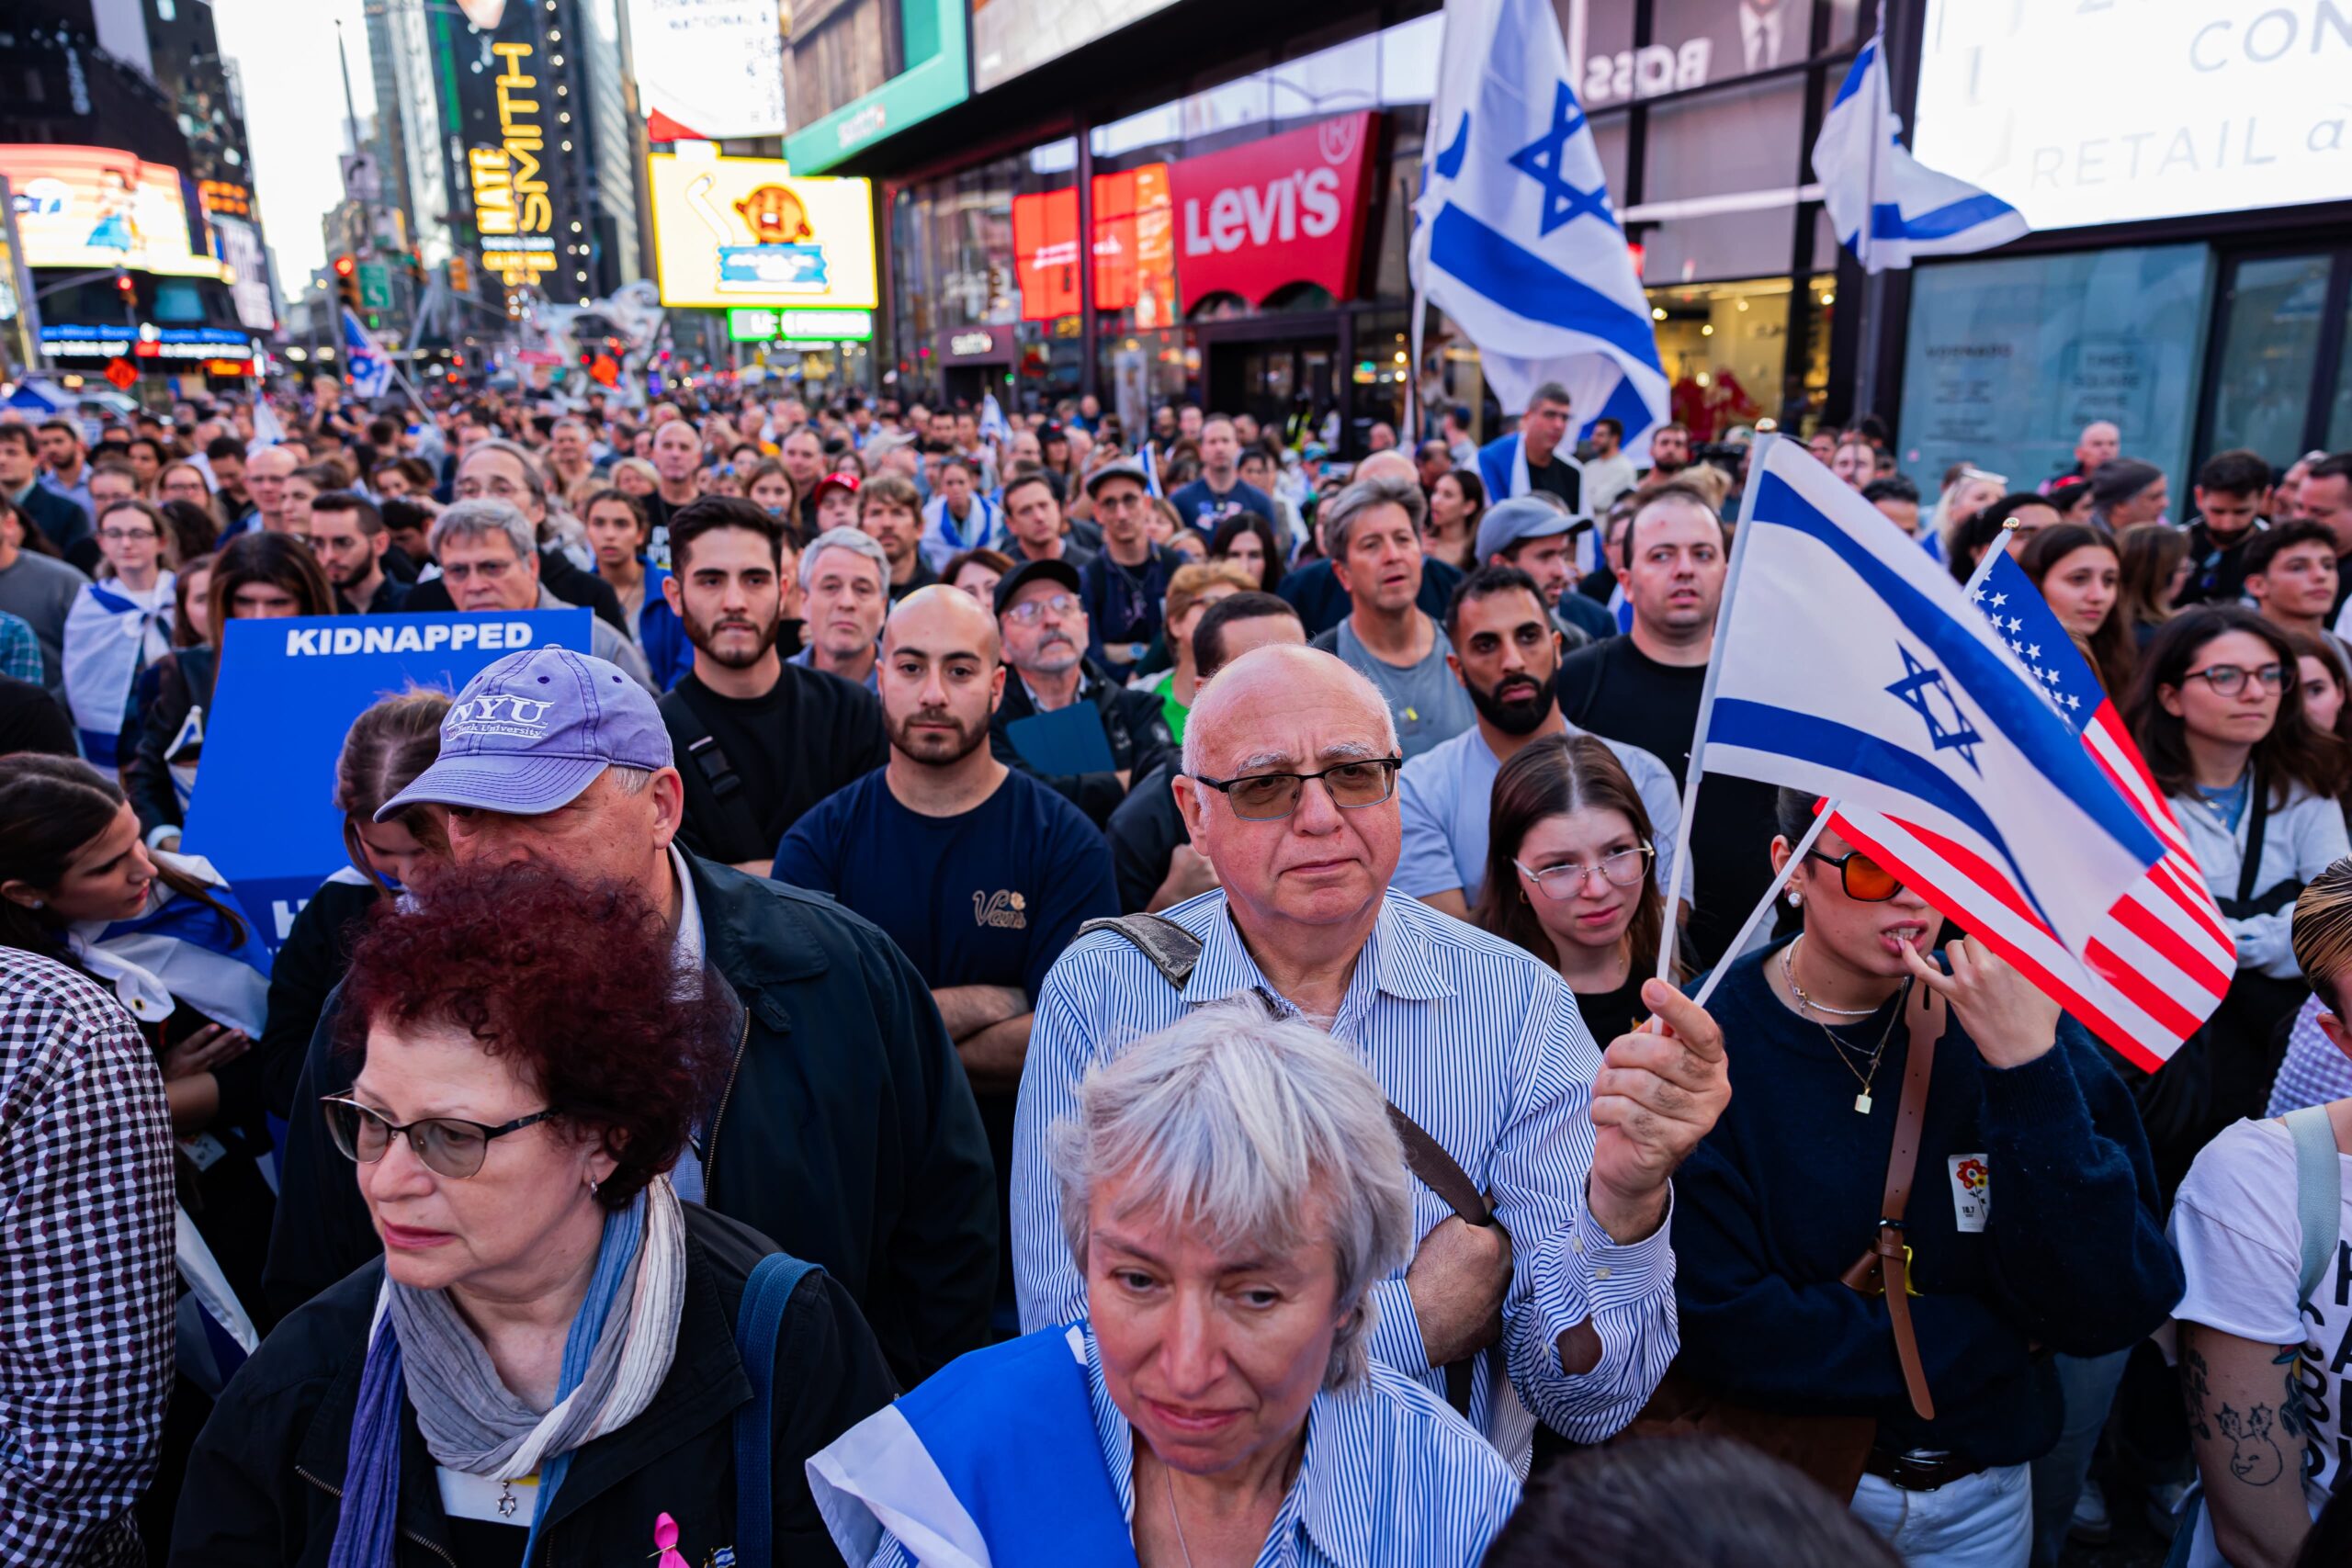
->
<box><xmin>213</xmin><ymin>0</ymin><xmax>379</xmax><ymax>300</ymax></box>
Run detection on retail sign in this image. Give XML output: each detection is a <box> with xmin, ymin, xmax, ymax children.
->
<box><xmin>1010</xmin><ymin>165</ymin><xmax>1175</xmax><ymax>326</ymax></box>
<box><xmin>628</xmin><ymin>0</ymin><xmax>787</xmax><ymax>141</ymax></box>
<box><xmin>1168</xmin><ymin>113</ymin><xmax>1377</xmax><ymax>313</ymax></box>
<box><xmin>198</xmin><ymin>180</ymin><xmax>253</xmax><ymax>220</ymax></box>
<box><xmin>466</xmin><ymin>40</ymin><xmax>560</xmax><ymax>288</ymax></box>
<box><xmin>948</xmin><ymin>330</ymin><xmax>998</xmax><ymax>356</ymax></box>
<box><xmin>648</xmin><ymin>152</ymin><xmax>877</xmax><ymax>310</ymax></box>
<box><xmin>43</xmin><ymin>323</ymin><xmax>253</xmax><ymax>362</ymax></box>
<box><xmin>1914</xmin><ymin>0</ymin><xmax>2352</xmax><ymax>229</ymax></box>
<box><xmin>0</xmin><ymin>144</ymin><xmax>225</xmax><ymax>279</ymax></box>
<box><xmin>1570</xmin><ymin>0</ymin><xmax>1808</xmax><ymax>107</ymax></box>
<box><xmin>728</xmin><ymin>308</ymin><xmax>873</xmax><ymax>343</ymax></box>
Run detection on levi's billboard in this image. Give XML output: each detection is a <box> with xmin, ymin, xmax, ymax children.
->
<box><xmin>1168</xmin><ymin>112</ymin><xmax>1378</xmax><ymax>314</ymax></box>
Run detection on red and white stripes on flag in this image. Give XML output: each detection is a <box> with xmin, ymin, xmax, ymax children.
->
<box><xmin>1832</xmin><ymin>697</ymin><xmax>2233</xmax><ymax>1072</ymax></box>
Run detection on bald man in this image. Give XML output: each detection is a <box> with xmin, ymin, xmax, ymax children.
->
<box><xmin>1012</xmin><ymin>643</ymin><xmax>1730</xmax><ymax>1468</ymax></box>
<box><xmin>2045</xmin><ymin>420</ymin><xmax>2121</xmax><ymax>493</ymax></box>
<box><xmin>775</xmin><ymin>587</ymin><xmax>1119</xmax><ymax>1301</ymax></box>
<box><xmin>241</xmin><ymin>446</ymin><xmax>299</xmax><ymax>535</ymax></box>
<box><xmin>1274</xmin><ymin>448</ymin><xmax>1466</xmax><ymax>637</ymax></box>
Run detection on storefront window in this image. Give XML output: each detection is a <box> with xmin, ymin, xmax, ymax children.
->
<box><xmin>1896</xmin><ymin>244</ymin><xmax>2214</xmax><ymax>502</ymax></box>
<box><xmin>1637</xmin><ymin>73</ymin><xmax>1804</xmax><ymax>284</ymax></box>
<box><xmin>2206</xmin><ymin>254</ymin><xmax>2333</xmax><ymax>469</ymax></box>
<box><xmin>889</xmin><ymin>141</ymin><xmax>1074</xmax><ymax>408</ymax></box>
<box><xmin>1645</xmin><ymin>277</ymin><xmax>1789</xmax><ymax>441</ymax></box>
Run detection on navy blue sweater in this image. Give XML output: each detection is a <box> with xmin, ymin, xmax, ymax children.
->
<box><xmin>1670</xmin><ymin>943</ymin><xmax>2183</xmax><ymax>1468</ymax></box>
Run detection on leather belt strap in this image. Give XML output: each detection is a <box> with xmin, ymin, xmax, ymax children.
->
<box><xmin>1839</xmin><ymin>979</ymin><xmax>1942</xmax><ymax>1423</ymax></box>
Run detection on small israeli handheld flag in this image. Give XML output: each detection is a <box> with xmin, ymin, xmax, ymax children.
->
<box><xmin>341</xmin><ymin>307</ymin><xmax>394</xmax><ymax>400</ymax></box>
<box><xmin>1410</xmin><ymin>0</ymin><xmax>1668</xmax><ymax>457</ymax></box>
<box><xmin>1811</xmin><ymin>33</ymin><xmax>2030</xmax><ymax>273</ymax></box>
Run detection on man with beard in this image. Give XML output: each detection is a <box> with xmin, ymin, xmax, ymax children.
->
<box><xmin>775</xmin><ymin>586</ymin><xmax>1115</xmax><ymax>1317</ymax></box>
<box><xmin>1634</xmin><ymin>423</ymin><xmax>1693</xmax><ymax>494</ymax></box>
<box><xmin>308</xmin><ymin>491</ymin><xmax>408</xmax><ymax>613</ymax></box>
<box><xmin>657</xmin><ymin>499</ymin><xmax>887</xmax><ymax>872</ymax></box>
<box><xmin>1395</xmin><ymin>565</ymin><xmax>1686</xmax><ymax>920</ymax></box>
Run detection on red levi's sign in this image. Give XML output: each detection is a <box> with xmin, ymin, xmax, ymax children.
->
<box><xmin>1170</xmin><ymin>111</ymin><xmax>1378</xmax><ymax>313</ymax></box>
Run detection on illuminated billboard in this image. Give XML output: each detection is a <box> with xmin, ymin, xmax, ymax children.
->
<box><xmin>627</xmin><ymin>0</ymin><xmax>788</xmax><ymax>140</ymax></box>
<box><xmin>782</xmin><ymin>0</ymin><xmax>968</xmax><ymax>175</ymax></box>
<box><xmin>464</xmin><ymin>39</ymin><xmax>560</xmax><ymax>288</ymax></box>
<box><xmin>647</xmin><ymin>152</ymin><xmax>876</xmax><ymax>310</ymax></box>
<box><xmin>0</xmin><ymin>145</ymin><xmax>223</xmax><ymax>278</ymax></box>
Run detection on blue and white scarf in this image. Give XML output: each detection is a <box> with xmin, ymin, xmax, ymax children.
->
<box><xmin>68</xmin><ymin>852</ymin><xmax>270</xmax><ymax>1034</ymax></box>
<box><xmin>62</xmin><ymin>574</ymin><xmax>173</xmax><ymax>766</ymax></box>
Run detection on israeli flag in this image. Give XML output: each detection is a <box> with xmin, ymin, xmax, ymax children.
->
<box><xmin>1699</xmin><ymin>439</ymin><xmax>2163</xmax><ymax>953</ymax></box>
<box><xmin>1411</xmin><ymin>0</ymin><xmax>1669</xmax><ymax>458</ymax></box>
<box><xmin>1811</xmin><ymin>33</ymin><xmax>2030</xmax><ymax>273</ymax></box>
<box><xmin>341</xmin><ymin>307</ymin><xmax>393</xmax><ymax>400</ymax></box>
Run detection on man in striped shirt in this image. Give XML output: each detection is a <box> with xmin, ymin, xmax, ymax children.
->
<box><xmin>1012</xmin><ymin>643</ymin><xmax>1729</xmax><ymax>1469</ymax></box>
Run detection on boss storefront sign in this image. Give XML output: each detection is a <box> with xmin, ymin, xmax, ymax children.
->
<box><xmin>1166</xmin><ymin>112</ymin><xmax>1378</xmax><ymax>313</ymax></box>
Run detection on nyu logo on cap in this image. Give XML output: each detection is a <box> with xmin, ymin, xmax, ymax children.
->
<box><xmin>377</xmin><ymin>646</ymin><xmax>675</xmax><ymax>821</ymax></box>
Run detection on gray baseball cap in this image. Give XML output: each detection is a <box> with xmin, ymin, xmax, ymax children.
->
<box><xmin>1083</xmin><ymin>457</ymin><xmax>1153</xmax><ymax>499</ymax></box>
<box><xmin>1475</xmin><ymin>494</ymin><xmax>1579</xmax><ymax>564</ymax></box>
<box><xmin>376</xmin><ymin>645</ymin><xmax>674</xmax><ymax>821</ymax></box>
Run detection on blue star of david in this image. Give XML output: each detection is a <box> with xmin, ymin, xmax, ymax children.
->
<box><xmin>1887</xmin><ymin>645</ymin><xmax>1984</xmax><ymax>773</ymax></box>
<box><xmin>1507</xmin><ymin>83</ymin><xmax>1620</xmax><ymax>236</ymax></box>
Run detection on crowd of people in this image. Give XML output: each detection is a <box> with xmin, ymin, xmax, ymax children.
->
<box><xmin>4</xmin><ymin>373</ymin><xmax>2352</xmax><ymax>1568</ymax></box>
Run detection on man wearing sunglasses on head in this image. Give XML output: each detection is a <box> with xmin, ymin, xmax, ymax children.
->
<box><xmin>1011</xmin><ymin>641</ymin><xmax>1732</xmax><ymax>1470</ymax></box>
<box><xmin>1668</xmin><ymin>788</ymin><xmax>2178</xmax><ymax>1567</ymax></box>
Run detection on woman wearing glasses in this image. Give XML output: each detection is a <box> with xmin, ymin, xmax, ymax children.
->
<box><xmin>173</xmin><ymin>862</ymin><xmax>898</xmax><ymax>1567</ymax></box>
<box><xmin>1472</xmin><ymin>733</ymin><xmax>1673</xmax><ymax>1043</ymax></box>
<box><xmin>2129</xmin><ymin>605</ymin><xmax>2350</xmax><ymax>1171</ymax></box>
<box><xmin>62</xmin><ymin>497</ymin><xmax>176</xmax><ymax>766</ymax></box>
<box><xmin>1668</xmin><ymin>788</ymin><xmax>2178</xmax><ymax>1567</ymax></box>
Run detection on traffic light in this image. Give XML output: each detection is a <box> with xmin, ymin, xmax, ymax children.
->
<box><xmin>334</xmin><ymin>254</ymin><xmax>360</xmax><ymax>312</ymax></box>
<box><xmin>113</xmin><ymin>270</ymin><xmax>135</xmax><ymax>306</ymax></box>
<box><xmin>447</xmin><ymin>254</ymin><xmax>472</xmax><ymax>294</ymax></box>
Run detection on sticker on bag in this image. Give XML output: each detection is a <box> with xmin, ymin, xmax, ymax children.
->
<box><xmin>1948</xmin><ymin>1154</ymin><xmax>1989</xmax><ymax>1233</ymax></box>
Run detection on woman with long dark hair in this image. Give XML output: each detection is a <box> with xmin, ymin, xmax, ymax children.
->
<box><xmin>1425</xmin><ymin>468</ymin><xmax>1487</xmax><ymax>574</ymax></box>
<box><xmin>2115</xmin><ymin>521</ymin><xmax>2188</xmax><ymax>649</ymax></box>
<box><xmin>127</xmin><ymin>530</ymin><xmax>334</xmax><ymax>847</ymax></box>
<box><xmin>1473</xmin><ymin>733</ymin><xmax>1673</xmax><ymax>1042</ymax></box>
<box><xmin>2132</xmin><ymin>609</ymin><xmax>2351</xmax><ymax>1151</ymax></box>
<box><xmin>1209</xmin><ymin>511</ymin><xmax>1285</xmax><ymax>592</ymax></box>
<box><xmin>2019</xmin><ymin>523</ymin><xmax>2134</xmax><ymax>695</ymax></box>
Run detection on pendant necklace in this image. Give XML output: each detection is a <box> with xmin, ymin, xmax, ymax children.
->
<box><xmin>1781</xmin><ymin>942</ymin><xmax>1902</xmax><ymax>1113</ymax></box>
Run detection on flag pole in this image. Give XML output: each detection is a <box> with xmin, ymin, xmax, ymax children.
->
<box><xmin>1681</xmin><ymin>517</ymin><xmax>2020</xmax><ymax>1006</ymax></box>
<box><xmin>1655</xmin><ymin>431</ymin><xmax>1775</xmax><ymax>984</ymax></box>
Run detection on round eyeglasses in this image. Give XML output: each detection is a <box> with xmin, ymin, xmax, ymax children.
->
<box><xmin>1514</xmin><ymin>842</ymin><xmax>1655</xmax><ymax>898</ymax></box>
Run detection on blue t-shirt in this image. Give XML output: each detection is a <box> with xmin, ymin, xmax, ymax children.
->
<box><xmin>771</xmin><ymin>765</ymin><xmax>1118</xmax><ymax>1002</ymax></box>
<box><xmin>1167</xmin><ymin>476</ymin><xmax>1274</xmax><ymax>535</ymax></box>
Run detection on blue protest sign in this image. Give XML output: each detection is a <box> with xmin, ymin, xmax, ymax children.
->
<box><xmin>181</xmin><ymin>610</ymin><xmax>592</xmax><ymax>950</ymax></box>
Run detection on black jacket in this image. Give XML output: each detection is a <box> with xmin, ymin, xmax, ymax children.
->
<box><xmin>20</xmin><ymin>482</ymin><xmax>99</xmax><ymax>573</ymax></box>
<box><xmin>128</xmin><ymin>646</ymin><xmax>214</xmax><ymax>837</ymax></box>
<box><xmin>255</xmin><ymin>873</ymin><xmax>381</xmax><ymax>1120</ymax></box>
<box><xmin>402</xmin><ymin>547</ymin><xmax>629</xmax><ymax>635</ymax></box>
<box><xmin>172</xmin><ymin>1205</ymin><xmax>896</xmax><ymax>1567</ymax></box>
<box><xmin>262</xmin><ymin>856</ymin><xmax>998</xmax><ymax>1385</ymax></box>
<box><xmin>1107</xmin><ymin>760</ymin><xmax>1188</xmax><ymax>913</ymax></box>
<box><xmin>989</xmin><ymin>658</ymin><xmax>1175</xmax><ymax>829</ymax></box>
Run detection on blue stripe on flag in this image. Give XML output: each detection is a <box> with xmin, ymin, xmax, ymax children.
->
<box><xmin>1870</xmin><ymin>192</ymin><xmax>2021</xmax><ymax>243</ymax></box>
<box><xmin>1581</xmin><ymin>371</ymin><xmax>1659</xmax><ymax>447</ymax></box>
<box><xmin>1750</xmin><ymin>471</ymin><xmax>2165</xmax><ymax>866</ymax></box>
<box><xmin>1427</xmin><ymin>204</ymin><xmax>1666</xmax><ymax>373</ymax></box>
<box><xmin>1829</xmin><ymin>39</ymin><xmax>1876</xmax><ymax>111</ymax></box>
<box><xmin>1709</xmin><ymin>697</ymin><xmax>2058</xmax><ymax>928</ymax></box>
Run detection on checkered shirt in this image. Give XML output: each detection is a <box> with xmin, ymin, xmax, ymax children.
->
<box><xmin>0</xmin><ymin>949</ymin><xmax>175</xmax><ymax>1567</ymax></box>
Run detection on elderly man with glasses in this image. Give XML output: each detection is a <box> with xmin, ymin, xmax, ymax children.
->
<box><xmin>428</xmin><ymin>499</ymin><xmax>657</xmax><ymax>693</ymax></box>
<box><xmin>1012</xmin><ymin>641</ymin><xmax>1730</xmax><ymax>1472</ymax></box>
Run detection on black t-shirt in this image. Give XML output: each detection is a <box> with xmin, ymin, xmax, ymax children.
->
<box><xmin>1573</xmin><ymin>974</ymin><xmax>1649</xmax><ymax>1046</ymax></box>
<box><xmin>0</xmin><ymin>674</ymin><xmax>74</xmax><ymax>757</ymax></box>
<box><xmin>1554</xmin><ymin>636</ymin><xmax>1780</xmax><ymax>969</ymax></box>
<box><xmin>658</xmin><ymin>664</ymin><xmax>889</xmax><ymax>864</ymax></box>
<box><xmin>1528</xmin><ymin>456</ymin><xmax>1583</xmax><ymax>515</ymax></box>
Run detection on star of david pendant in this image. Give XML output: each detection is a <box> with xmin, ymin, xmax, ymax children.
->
<box><xmin>496</xmin><ymin>1480</ymin><xmax>518</xmax><ymax>1519</ymax></box>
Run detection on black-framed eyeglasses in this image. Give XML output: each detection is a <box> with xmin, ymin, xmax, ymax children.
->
<box><xmin>1190</xmin><ymin>757</ymin><xmax>1404</xmax><ymax>820</ymax></box>
<box><xmin>2182</xmin><ymin>662</ymin><xmax>2285</xmax><ymax>698</ymax></box>
<box><xmin>321</xmin><ymin>1095</ymin><xmax>560</xmax><ymax>1179</ymax></box>
<box><xmin>1515</xmin><ymin>842</ymin><xmax>1654</xmax><ymax>898</ymax></box>
<box><xmin>1805</xmin><ymin>848</ymin><xmax>1904</xmax><ymax>903</ymax></box>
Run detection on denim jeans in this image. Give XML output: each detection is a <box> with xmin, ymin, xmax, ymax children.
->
<box><xmin>1851</xmin><ymin>1461</ymin><xmax>2032</xmax><ymax>1568</ymax></box>
<box><xmin>2029</xmin><ymin>1348</ymin><xmax>2133</xmax><ymax>1566</ymax></box>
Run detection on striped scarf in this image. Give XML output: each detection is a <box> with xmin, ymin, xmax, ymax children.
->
<box><xmin>328</xmin><ymin>1179</ymin><xmax>687</xmax><ymax>1566</ymax></box>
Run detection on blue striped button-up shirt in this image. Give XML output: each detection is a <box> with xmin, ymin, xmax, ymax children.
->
<box><xmin>866</xmin><ymin>1321</ymin><xmax>1521</xmax><ymax>1567</ymax></box>
<box><xmin>1011</xmin><ymin>889</ymin><xmax>1679</xmax><ymax>1467</ymax></box>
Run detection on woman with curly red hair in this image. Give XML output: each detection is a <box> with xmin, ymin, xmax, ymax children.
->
<box><xmin>171</xmin><ymin>862</ymin><xmax>899</xmax><ymax>1567</ymax></box>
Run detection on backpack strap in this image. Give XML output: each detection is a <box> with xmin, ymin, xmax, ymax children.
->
<box><xmin>1076</xmin><ymin>913</ymin><xmax>1202</xmax><ymax>987</ymax></box>
<box><xmin>662</xmin><ymin>688</ymin><xmax>770</xmax><ymax>864</ymax></box>
<box><xmin>2281</xmin><ymin>1104</ymin><xmax>2343</xmax><ymax>1306</ymax></box>
<box><xmin>733</xmin><ymin>1252</ymin><xmax>818</xmax><ymax>1568</ymax></box>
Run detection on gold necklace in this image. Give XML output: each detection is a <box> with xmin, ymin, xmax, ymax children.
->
<box><xmin>1781</xmin><ymin>947</ymin><xmax>1903</xmax><ymax>1113</ymax></box>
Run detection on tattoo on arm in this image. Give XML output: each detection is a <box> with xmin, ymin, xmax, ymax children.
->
<box><xmin>2216</xmin><ymin>1403</ymin><xmax>2286</xmax><ymax>1486</ymax></box>
<box><xmin>2182</xmin><ymin>1343</ymin><xmax>2213</xmax><ymax>1441</ymax></box>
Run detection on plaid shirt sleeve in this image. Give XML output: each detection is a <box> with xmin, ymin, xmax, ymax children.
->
<box><xmin>0</xmin><ymin>950</ymin><xmax>176</xmax><ymax>1568</ymax></box>
<box><xmin>0</xmin><ymin>614</ymin><xmax>43</xmax><ymax>686</ymax></box>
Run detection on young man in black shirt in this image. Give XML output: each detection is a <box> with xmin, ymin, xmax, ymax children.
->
<box><xmin>1553</xmin><ymin>480</ymin><xmax>1778</xmax><ymax>967</ymax></box>
<box><xmin>656</xmin><ymin>497</ymin><xmax>888</xmax><ymax>872</ymax></box>
<box><xmin>2177</xmin><ymin>447</ymin><xmax>2272</xmax><ymax>608</ymax></box>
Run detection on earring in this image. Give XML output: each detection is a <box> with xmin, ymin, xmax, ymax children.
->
<box><xmin>28</xmin><ymin>899</ymin><xmax>41</xmax><ymax>909</ymax></box>
<box><xmin>589</xmin><ymin>1176</ymin><xmax>601</xmax><ymax>1198</ymax></box>
<box><xmin>1786</xmin><ymin>891</ymin><xmax>1801</xmax><ymax>908</ymax></box>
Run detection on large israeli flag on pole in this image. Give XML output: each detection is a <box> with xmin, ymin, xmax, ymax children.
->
<box><xmin>1811</xmin><ymin>32</ymin><xmax>2030</xmax><ymax>273</ymax></box>
<box><xmin>341</xmin><ymin>307</ymin><xmax>393</xmax><ymax>400</ymax></box>
<box><xmin>1410</xmin><ymin>0</ymin><xmax>1668</xmax><ymax>458</ymax></box>
<box><xmin>1681</xmin><ymin>439</ymin><xmax>2164</xmax><ymax>964</ymax></box>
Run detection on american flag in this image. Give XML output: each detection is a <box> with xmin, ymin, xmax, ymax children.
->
<box><xmin>1830</xmin><ymin>547</ymin><xmax>2233</xmax><ymax>1071</ymax></box>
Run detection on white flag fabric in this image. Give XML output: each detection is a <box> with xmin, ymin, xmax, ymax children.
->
<box><xmin>1411</xmin><ymin>0</ymin><xmax>1668</xmax><ymax>457</ymax></box>
<box><xmin>1811</xmin><ymin>32</ymin><xmax>2030</xmax><ymax>273</ymax></box>
<box><xmin>341</xmin><ymin>307</ymin><xmax>393</xmax><ymax>400</ymax></box>
<box><xmin>1700</xmin><ymin>440</ymin><xmax>2165</xmax><ymax>954</ymax></box>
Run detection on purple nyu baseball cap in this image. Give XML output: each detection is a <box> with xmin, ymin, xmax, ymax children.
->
<box><xmin>376</xmin><ymin>646</ymin><xmax>674</xmax><ymax>821</ymax></box>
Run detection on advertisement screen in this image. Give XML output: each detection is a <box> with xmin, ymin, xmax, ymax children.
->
<box><xmin>1009</xmin><ymin>165</ymin><xmax>1174</xmax><ymax>324</ymax></box>
<box><xmin>648</xmin><ymin>152</ymin><xmax>877</xmax><ymax>310</ymax></box>
<box><xmin>0</xmin><ymin>145</ymin><xmax>222</xmax><ymax>278</ymax></box>
<box><xmin>1913</xmin><ymin>1</ymin><xmax>2352</xmax><ymax>230</ymax></box>
<box><xmin>783</xmin><ymin>0</ymin><xmax>967</xmax><ymax>174</ymax></box>
<box><xmin>626</xmin><ymin>0</ymin><xmax>788</xmax><ymax>140</ymax></box>
<box><xmin>212</xmin><ymin>216</ymin><xmax>276</xmax><ymax>333</ymax></box>
<box><xmin>970</xmin><ymin>0</ymin><xmax>1180</xmax><ymax>92</ymax></box>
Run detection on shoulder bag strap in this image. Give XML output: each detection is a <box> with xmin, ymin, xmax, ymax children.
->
<box><xmin>733</xmin><ymin>1252</ymin><xmax>818</xmax><ymax>1568</ymax></box>
<box><xmin>2281</xmin><ymin>1103</ymin><xmax>2343</xmax><ymax>1306</ymax></box>
<box><xmin>2237</xmin><ymin>765</ymin><xmax>2271</xmax><ymax>907</ymax></box>
<box><xmin>667</xmin><ymin>689</ymin><xmax>768</xmax><ymax>863</ymax></box>
<box><xmin>1840</xmin><ymin>979</ymin><xmax>1942</xmax><ymax>1422</ymax></box>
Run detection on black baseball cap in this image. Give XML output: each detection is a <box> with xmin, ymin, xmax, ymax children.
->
<box><xmin>992</xmin><ymin>556</ymin><xmax>1083</xmax><ymax>617</ymax></box>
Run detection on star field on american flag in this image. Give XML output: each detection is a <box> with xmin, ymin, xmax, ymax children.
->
<box><xmin>1971</xmin><ymin>549</ymin><xmax>2092</xmax><ymax>725</ymax></box>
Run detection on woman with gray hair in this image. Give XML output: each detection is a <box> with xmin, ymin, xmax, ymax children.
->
<box><xmin>808</xmin><ymin>1004</ymin><xmax>1521</xmax><ymax>1565</ymax></box>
